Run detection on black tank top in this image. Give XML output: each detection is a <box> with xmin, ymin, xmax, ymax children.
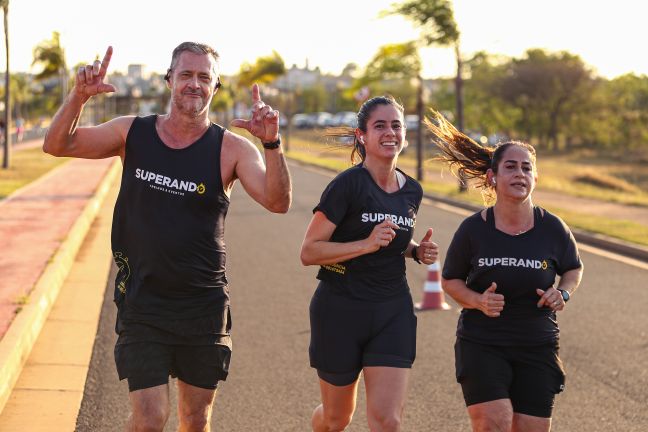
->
<box><xmin>111</xmin><ymin>115</ymin><xmax>230</xmax><ymax>324</ymax></box>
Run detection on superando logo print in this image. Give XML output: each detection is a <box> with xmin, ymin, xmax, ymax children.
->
<box><xmin>478</xmin><ymin>257</ymin><xmax>549</xmax><ymax>270</ymax></box>
<box><xmin>361</xmin><ymin>212</ymin><xmax>415</xmax><ymax>229</ymax></box>
<box><xmin>135</xmin><ymin>168</ymin><xmax>206</xmax><ymax>196</ymax></box>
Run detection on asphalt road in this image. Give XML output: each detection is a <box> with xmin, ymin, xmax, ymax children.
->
<box><xmin>76</xmin><ymin>162</ymin><xmax>648</xmax><ymax>431</ymax></box>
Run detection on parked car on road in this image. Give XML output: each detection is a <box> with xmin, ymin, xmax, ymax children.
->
<box><xmin>292</xmin><ymin>113</ymin><xmax>315</xmax><ymax>129</ymax></box>
<box><xmin>405</xmin><ymin>114</ymin><xmax>419</xmax><ymax>131</ymax></box>
<box><xmin>331</xmin><ymin>111</ymin><xmax>357</xmax><ymax>128</ymax></box>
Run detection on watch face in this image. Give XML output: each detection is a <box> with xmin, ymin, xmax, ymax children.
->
<box><xmin>560</xmin><ymin>290</ymin><xmax>570</xmax><ymax>302</ymax></box>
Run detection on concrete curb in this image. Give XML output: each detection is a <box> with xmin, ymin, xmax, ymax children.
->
<box><xmin>290</xmin><ymin>159</ymin><xmax>648</xmax><ymax>263</ymax></box>
<box><xmin>0</xmin><ymin>158</ymin><xmax>121</xmax><ymax>415</ymax></box>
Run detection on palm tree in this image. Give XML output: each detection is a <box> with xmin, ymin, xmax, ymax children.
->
<box><xmin>384</xmin><ymin>0</ymin><xmax>466</xmax><ymax>188</ymax></box>
<box><xmin>237</xmin><ymin>51</ymin><xmax>287</xmax><ymax>147</ymax></box>
<box><xmin>356</xmin><ymin>42</ymin><xmax>426</xmax><ymax>179</ymax></box>
<box><xmin>1</xmin><ymin>0</ymin><xmax>10</xmax><ymax>169</ymax></box>
<box><xmin>32</xmin><ymin>31</ymin><xmax>68</xmax><ymax>105</ymax></box>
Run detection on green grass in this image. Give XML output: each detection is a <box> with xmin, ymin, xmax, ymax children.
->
<box><xmin>543</xmin><ymin>207</ymin><xmax>648</xmax><ymax>246</ymax></box>
<box><xmin>536</xmin><ymin>156</ymin><xmax>648</xmax><ymax>206</ymax></box>
<box><xmin>285</xmin><ymin>132</ymin><xmax>648</xmax><ymax>247</ymax></box>
<box><xmin>0</xmin><ymin>148</ymin><xmax>69</xmax><ymax>199</ymax></box>
<box><xmin>287</xmin><ymin>130</ymin><xmax>648</xmax><ymax>207</ymax></box>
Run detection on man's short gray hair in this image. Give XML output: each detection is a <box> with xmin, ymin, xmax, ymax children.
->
<box><xmin>168</xmin><ymin>41</ymin><xmax>220</xmax><ymax>73</ymax></box>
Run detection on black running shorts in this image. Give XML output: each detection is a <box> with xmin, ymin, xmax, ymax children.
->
<box><xmin>115</xmin><ymin>340</ymin><xmax>231</xmax><ymax>392</ymax></box>
<box><xmin>454</xmin><ymin>338</ymin><xmax>565</xmax><ymax>418</ymax></box>
<box><xmin>309</xmin><ymin>281</ymin><xmax>417</xmax><ymax>386</ymax></box>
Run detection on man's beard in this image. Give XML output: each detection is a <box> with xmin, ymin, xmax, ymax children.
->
<box><xmin>173</xmin><ymin>93</ymin><xmax>207</xmax><ymax>117</ymax></box>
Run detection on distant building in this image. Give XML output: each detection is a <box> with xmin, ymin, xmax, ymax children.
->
<box><xmin>273</xmin><ymin>64</ymin><xmax>321</xmax><ymax>91</ymax></box>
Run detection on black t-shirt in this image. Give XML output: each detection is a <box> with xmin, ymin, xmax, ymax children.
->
<box><xmin>111</xmin><ymin>115</ymin><xmax>230</xmax><ymax>340</ymax></box>
<box><xmin>442</xmin><ymin>206</ymin><xmax>582</xmax><ymax>346</ymax></box>
<box><xmin>314</xmin><ymin>164</ymin><xmax>423</xmax><ymax>301</ymax></box>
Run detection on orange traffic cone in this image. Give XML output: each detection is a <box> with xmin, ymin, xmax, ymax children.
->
<box><xmin>415</xmin><ymin>262</ymin><xmax>451</xmax><ymax>311</ymax></box>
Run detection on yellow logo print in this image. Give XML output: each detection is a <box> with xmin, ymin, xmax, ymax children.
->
<box><xmin>197</xmin><ymin>183</ymin><xmax>206</xmax><ymax>194</ymax></box>
<box><xmin>113</xmin><ymin>252</ymin><xmax>131</xmax><ymax>294</ymax></box>
<box><xmin>541</xmin><ymin>260</ymin><xmax>548</xmax><ymax>270</ymax></box>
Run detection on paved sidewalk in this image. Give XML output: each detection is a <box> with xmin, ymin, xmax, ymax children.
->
<box><xmin>0</xmin><ymin>174</ymin><xmax>117</xmax><ymax>431</ymax></box>
<box><xmin>0</xmin><ymin>154</ymin><xmax>119</xmax><ymax>415</ymax></box>
<box><xmin>0</xmin><ymin>157</ymin><xmax>117</xmax><ymax>337</ymax></box>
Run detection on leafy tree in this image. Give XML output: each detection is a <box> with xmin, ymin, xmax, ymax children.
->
<box><xmin>210</xmin><ymin>82</ymin><xmax>234</xmax><ymax>126</ymax></box>
<box><xmin>497</xmin><ymin>49</ymin><xmax>593</xmax><ymax>149</ymax></box>
<box><xmin>8</xmin><ymin>73</ymin><xmax>31</xmax><ymax>120</ymax></box>
<box><xmin>602</xmin><ymin>74</ymin><xmax>648</xmax><ymax>150</ymax></box>
<box><xmin>32</xmin><ymin>31</ymin><xmax>68</xmax><ymax>105</ymax></box>
<box><xmin>237</xmin><ymin>51</ymin><xmax>285</xmax><ymax>87</ymax></box>
<box><xmin>362</xmin><ymin>41</ymin><xmax>422</xmax><ymax>83</ymax></box>
<box><xmin>461</xmin><ymin>52</ymin><xmax>519</xmax><ymax>140</ymax></box>
<box><xmin>353</xmin><ymin>42</ymin><xmax>420</xmax><ymax>110</ymax></box>
<box><xmin>384</xmin><ymin>0</ymin><xmax>464</xmax><ymax>183</ymax></box>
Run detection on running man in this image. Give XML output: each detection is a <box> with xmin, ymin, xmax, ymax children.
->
<box><xmin>43</xmin><ymin>42</ymin><xmax>291</xmax><ymax>431</ymax></box>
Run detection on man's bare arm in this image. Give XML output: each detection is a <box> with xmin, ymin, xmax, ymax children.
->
<box><xmin>43</xmin><ymin>46</ymin><xmax>132</xmax><ymax>159</ymax></box>
<box><xmin>226</xmin><ymin>132</ymin><xmax>291</xmax><ymax>213</ymax></box>
<box><xmin>229</xmin><ymin>84</ymin><xmax>292</xmax><ymax>213</ymax></box>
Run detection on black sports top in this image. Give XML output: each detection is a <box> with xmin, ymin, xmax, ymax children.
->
<box><xmin>442</xmin><ymin>206</ymin><xmax>583</xmax><ymax>346</ymax></box>
<box><xmin>314</xmin><ymin>164</ymin><xmax>423</xmax><ymax>301</ymax></box>
<box><xmin>111</xmin><ymin>115</ymin><xmax>230</xmax><ymax>327</ymax></box>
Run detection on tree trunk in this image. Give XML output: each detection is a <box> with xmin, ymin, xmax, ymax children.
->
<box><xmin>2</xmin><ymin>4</ymin><xmax>10</xmax><ymax>170</ymax></box>
<box><xmin>416</xmin><ymin>74</ymin><xmax>423</xmax><ymax>181</ymax></box>
<box><xmin>455</xmin><ymin>43</ymin><xmax>467</xmax><ymax>192</ymax></box>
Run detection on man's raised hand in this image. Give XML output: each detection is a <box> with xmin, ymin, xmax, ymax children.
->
<box><xmin>231</xmin><ymin>84</ymin><xmax>280</xmax><ymax>143</ymax></box>
<box><xmin>75</xmin><ymin>46</ymin><xmax>117</xmax><ymax>103</ymax></box>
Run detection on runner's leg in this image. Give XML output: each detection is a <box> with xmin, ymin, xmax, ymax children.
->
<box><xmin>126</xmin><ymin>384</ymin><xmax>170</xmax><ymax>432</ymax></box>
<box><xmin>364</xmin><ymin>367</ymin><xmax>410</xmax><ymax>432</ymax></box>
<box><xmin>312</xmin><ymin>376</ymin><xmax>360</xmax><ymax>432</ymax></box>
<box><xmin>177</xmin><ymin>380</ymin><xmax>218</xmax><ymax>432</ymax></box>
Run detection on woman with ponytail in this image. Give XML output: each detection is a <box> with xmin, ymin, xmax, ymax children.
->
<box><xmin>426</xmin><ymin>112</ymin><xmax>584</xmax><ymax>432</ymax></box>
<box><xmin>300</xmin><ymin>96</ymin><xmax>437</xmax><ymax>431</ymax></box>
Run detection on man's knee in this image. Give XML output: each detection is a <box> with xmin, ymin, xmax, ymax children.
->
<box><xmin>471</xmin><ymin>411</ymin><xmax>512</xmax><ymax>432</ymax></box>
<box><xmin>178</xmin><ymin>411</ymin><xmax>210</xmax><ymax>431</ymax></box>
<box><xmin>129</xmin><ymin>405</ymin><xmax>169</xmax><ymax>431</ymax></box>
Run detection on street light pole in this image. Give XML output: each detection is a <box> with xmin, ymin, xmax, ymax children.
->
<box><xmin>2</xmin><ymin>2</ymin><xmax>11</xmax><ymax>170</ymax></box>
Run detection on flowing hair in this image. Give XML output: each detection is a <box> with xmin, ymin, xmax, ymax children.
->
<box><xmin>424</xmin><ymin>110</ymin><xmax>536</xmax><ymax>204</ymax></box>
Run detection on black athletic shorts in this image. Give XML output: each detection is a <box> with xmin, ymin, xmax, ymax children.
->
<box><xmin>309</xmin><ymin>281</ymin><xmax>417</xmax><ymax>386</ymax></box>
<box><xmin>115</xmin><ymin>341</ymin><xmax>231</xmax><ymax>392</ymax></box>
<box><xmin>454</xmin><ymin>338</ymin><xmax>566</xmax><ymax>418</ymax></box>
<box><xmin>114</xmin><ymin>315</ymin><xmax>232</xmax><ymax>392</ymax></box>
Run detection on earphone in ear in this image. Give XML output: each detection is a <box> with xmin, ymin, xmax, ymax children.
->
<box><xmin>492</xmin><ymin>178</ymin><xmax>497</xmax><ymax>185</ymax></box>
<box><xmin>359</xmin><ymin>137</ymin><xmax>365</xmax><ymax>144</ymax></box>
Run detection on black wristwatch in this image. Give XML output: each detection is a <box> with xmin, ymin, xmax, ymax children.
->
<box><xmin>557</xmin><ymin>288</ymin><xmax>570</xmax><ymax>302</ymax></box>
<box><xmin>262</xmin><ymin>135</ymin><xmax>281</xmax><ymax>150</ymax></box>
<box><xmin>411</xmin><ymin>246</ymin><xmax>421</xmax><ymax>264</ymax></box>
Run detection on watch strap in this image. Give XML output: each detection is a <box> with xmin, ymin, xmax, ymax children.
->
<box><xmin>558</xmin><ymin>288</ymin><xmax>570</xmax><ymax>302</ymax></box>
<box><xmin>411</xmin><ymin>246</ymin><xmax>422</xmax><ymax>264</ymax></box>
<box><xmin>262</xmin><ymin>135</ymin><xmax>281</xmax><ymax>150</ymax></box>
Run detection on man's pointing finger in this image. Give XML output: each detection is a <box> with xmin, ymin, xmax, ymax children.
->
<box><xmin>251</xmin><ymin>83</ymin><xmax>261</xmax><ymax>103</ymax></box>
<box><xmin>99</xmin><ymin>46</ymin><xmax>113</xmax><ymax>78</ymax></box>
